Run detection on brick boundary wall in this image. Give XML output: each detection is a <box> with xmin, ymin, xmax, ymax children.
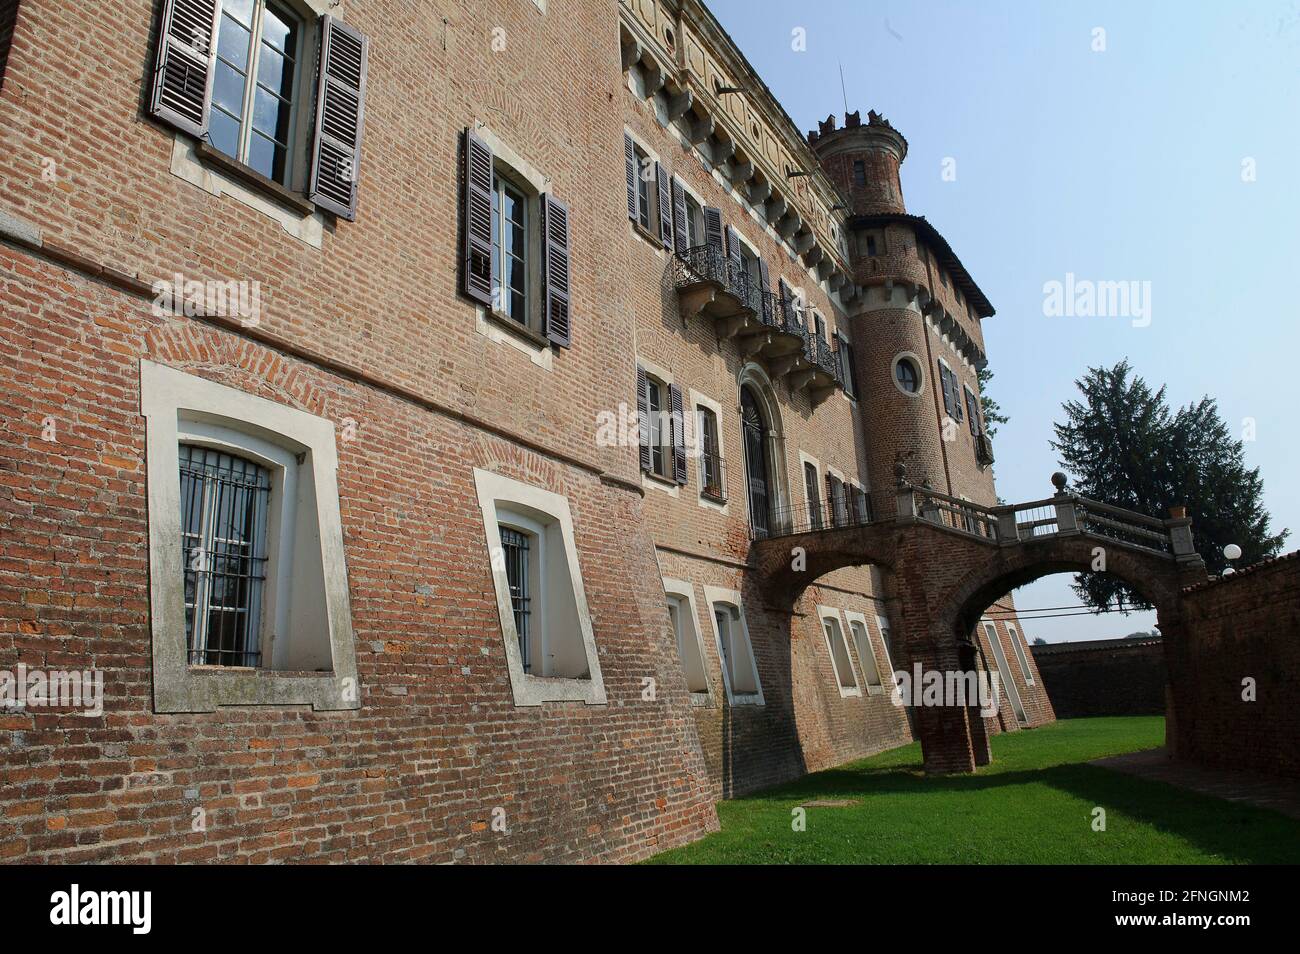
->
<box><xmin>1166</xmin><ymin>551</ymin><xmax>1300</xmax><ymax>780</ymax></box>
<box><xmin>1030</xmin><ymin>637</ymin><xmax>1165</xmax><ymax>718</ymax></box>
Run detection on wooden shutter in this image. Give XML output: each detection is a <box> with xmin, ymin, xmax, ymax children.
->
<box><xmin>462</xmin><ymin>129</ymin><xmax>494</xmax><ymax>307</ymax></box>
<box><xmin>951</xmin><ymin>372</ymin><xmax>964</xmax><ymax>421</ymax></box>
<box><xmin>725</xmin><ymin>225</ymin><xmax>742</xmax><ymax>270</ymax></box>
<box><xmin>669</xmin><ymin>383</ymin><xmax>687</xmax><ymax>484</ymax></box>
<box><xmin>671</xmin><ymin>176</ymin><xmax>688</xmax><ymax>255</ymax></box>
<box><xmin>758</xmin><ymin>258</ymin><xmax>771</xmax><ymax>293</ymax></box>
<box><xmin>147</xmin><ymin>0</ymin><xmax>222</xmax><ymax>139</ymax></box>
<box><xmin>655</xmin><ymin>162</ymin><xmax>673</xmax><ymax>249</ymax></box>
<box><xmin>826</xmin><ymin>474</ymin><xmax>841</xmax><ymax>527</ymax></box>
<box><xmin>624</xmin><ymin>133</ymin><xmax>637</xmax><ymax>221</ymax></box>
<box><xmin>703</xmin><ymin>206</ymin><xmax>724</xmax><ymax>255</ymax></box>
<box><xmin>542</xmin><ymin>194</ymin><xmax>571</xmax><ymax>347</ymax></box>
<box><xmin>307</xmin><ymin>15</ymin><xmax>369</xmax><ymax>221</ymax></box>
<box><xmin>965</xmin><ymin>388</ymin><xmax>981</xmax><ymax>435</ymax></box>
<box><xmin>636</xmin><ymin>365</ymin><xmax>652</xmax><ymax>473</ymax></box>
<box><xmin>938</xmin><ymin>362</ymin><xmax>954</xmax><ymax>417</ymax></box>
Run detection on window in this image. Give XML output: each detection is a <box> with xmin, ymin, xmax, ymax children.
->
<box><xmin>492</xmin><ymin>171</ymin><xmax>528</xmax><ymax>324</ymax></box>
<box><xmin>645</xmin><ymin>375</ymin><xmax>668</xmax><ymax>478</ymax></box>
<box><xmin>813</xmin><ymin>311</ymin><xmax>827</xmax><ymax>345</ymax></box>
<box><xmin>819</xmin><ymin>609</ymin><xmax>859</xmax><ymax>696</ymax></box>
<box><xmin>847</xmin><ymin>615</ymin><xmax>883</xmax><ymax>691</ymax></box>
<box><xmin>698</xmin><ymin>406</ymin><xmax>724</xmax><ymax>500</ymax></box>
<box><xmin>852</xmin><ymin>485</ymin><xmax>872</xmax><ymax>524</ymax></box>
<box><xmin>838</xmin><ymin>335</ymin><xmax>858</xmax><ymax>398</ymax></box>
<box><xmin>982</xmin><ymin>620</ymin><xmax>1028</xmax><ymax>724</ymax></box>
<box><xmin>826</xmin><ymin>472</ymin><xmax>847</xmax><ymax>527</ymax></box>
<box><xmin>803</xmin><ymin>461</ymin><xmax>823</xmax><ymax>529</ymax></box>
<box><xmin>141</xmin><ymin>360</ymin><xmax>359</xmax><ymax>713</ymax></box>
<box><xmin>939</xmin><ymin>269</ymin><xmax>948</xmax><ymax>288</ymax></box>
<box><xmin>1007</xmin><ymin>623</ymin><xmax>1036</xmax><ymax>686</ymax></box>
<box><xmin>706</xmin><ymin>588</ymin><xmax>762</xmax><ymax>704</ymax></box>
<box><xmin>499</xmin><ymin>525</ymin><xmax>533</xmax><ymax>672</ymax></box>
<box><xmin>875</xmin><ymin>614</ymin><xmax>898</xmax><ymax>682</ymax></box>
<box><xmin>180</xmin><ymin>445</ymin><xmax>272</xmax><ymax>667</ymax></box>
<box><xmin>211</xmin><ymin>0</ymin><xmax>305</xmax><ymax>185</ymax></box>
<box><xmin>684</xmin><ymin>190</ymin><xmax>704</xmax><ymax>248</ymax></box>
<box><xmin>664</xmin><ymin>581</ymin><xmax>710</xmax><ymax>700</ymax></box>
<box><xmin>894</xmin><ymin>357</ymin><xmax>921</xmax><ymax>394</ymax></box>
<box><xmin>633</xmin><ymin>142</ymin><xmax>652</xmax><ymax>231</ymax></box>
<box><xmin>964</xmin><ymin>385</ymin><xmax>982</xmax><ymax>436</ymax></box>
<box><xmin>938</xmin><ymin>360</ymin><xmax>963</xmax><ymax>423</ymax></box>
<box><xmin>853</xmin><ymin>159</ymin><xmax>866</xmax><ymax>186</ymax></box>
<box><xmin>475</xmin><ymin>468</ymin><xmax>606</xmax><ymax>706</ymax></box>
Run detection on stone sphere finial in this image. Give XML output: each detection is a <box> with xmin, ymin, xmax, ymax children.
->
<box><xmin>1051</xmin><ymin>471</ymin><xmax>1068</xmax><ymax>493</ymax></box>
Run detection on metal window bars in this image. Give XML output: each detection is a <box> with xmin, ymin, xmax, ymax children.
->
<box><xmin>499</xmin><ymin>525</ymin><xmax>533</xmax><ymax>673</ymax></box>
<box><xmin>180</xmin><ymin>444</ymin><xmax>271</xmax><ymax>667</ymax></box>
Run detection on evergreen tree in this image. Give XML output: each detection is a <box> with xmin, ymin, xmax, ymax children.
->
<box><xmin>1051</xmin><ymin>361</ymin><xmax>1287</xmax><ymax>610</ymax></box>
<box><xmin>977</xmin><ymin>366</ymin><xmax>1008</xmax><ymax>438</ymax></box>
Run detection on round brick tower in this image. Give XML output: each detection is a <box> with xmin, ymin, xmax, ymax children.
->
<box><xmin>810</xmin><ymin>111</ymin><xmax>949</xmax><ymax>514</ymax></box>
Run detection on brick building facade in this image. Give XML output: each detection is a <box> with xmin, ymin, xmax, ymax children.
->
<box><xmin>0</xmin><ymin>0</ymin><xmax>1051</xmax><ymax>863</ymax></box>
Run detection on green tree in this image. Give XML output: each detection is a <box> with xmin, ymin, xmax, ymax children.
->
<box><xmin>977</xmin><ymin>366</ymin><xmax>1008</xmax><ymax>438</ymax></box>
<box><xmin>1051</xmin><ymin>361</ymin><xmax>1287</xmax><ymax>610</ymax></box>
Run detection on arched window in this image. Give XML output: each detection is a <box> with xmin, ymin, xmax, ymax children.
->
<box><xmin>740</xmin><ymin>384</ymin><xmax>770</xmax><ymax>536</ymax></box>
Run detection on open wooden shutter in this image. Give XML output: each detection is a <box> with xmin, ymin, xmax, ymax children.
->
<box><xmin>703</xmin><ymin>206</ymin><xmax>724</xmax><ymax>255</ymax></box>
<box><xmin>937</xmin><ymin>361</ymin><xmax>954</xmax><ymax>417</ymax></box>
<box><xmin>669</xmin><ymin>383</ymin><xmax>687</xmax><ymax>484</ymax></box>
<box><xmin>655</xmin><ymin>162</ymin><xmax>673</xmax><ymax>249</ymax></box>
<box><xmin>951</xmin><ymin>373</ymin><xmax>964</xmax><ymax>421</ymax></box>
<box><xmin>147</xmin><ymin>0</ymin><xmax>222</xmax><ymax>139</ymax></box>
<box><xmin>636</xmin><ymin>365</ymin><xmax>652</xmax><ymax>473</ymax></box>
<box><xmin>965</xmin><ymin>388</ymin><xmax>980</xmax><ymax>435</ymax></box>
<box><xmin>826</xmin><ymin>474</ymin><xmax>842</xmax><ymax>527</ymax></box>
<box><xmin>725</xmin><ymin>225</ymin><xmax>742</xmax><ymax>271</ymax></box>
<box><xmin>542</xmin><ymin>194</ymin><xmax>571</xmax><ymax>347</ymax></box>
<box><xmin>307</xmin><ymin>16</ymin><xmax>369</xmax><ymax>220</ymax></box>
<box><xmin>0</xmin><ymin>0</ymin><xmax>21</xmax><ymax>92</ymax></box>
<box><xmin>757</xmin><ymin>259</ymin><xmax>772</xmax><ymax>322</ymax></box>
<box><xmin>671</xmin><ymin>176</ymin><xmax>688</xmax><ymax>255</ymax></box>
<box><xmin>624</xmin><ymin>133</ymin><xmax>637</xmax><ymax>221</ymax></box>
<box><xmin>462</xmin><ymin>129</ymin><xmax>494</xmax><ymax>307</ymax></box>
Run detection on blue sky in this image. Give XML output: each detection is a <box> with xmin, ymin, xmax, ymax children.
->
<box><xmin>710</xmin><ymin>0</ymin><xmax>1300</xmax><ymax>641</ymax></box>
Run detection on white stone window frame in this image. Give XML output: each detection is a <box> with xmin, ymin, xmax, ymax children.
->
<box><xmin>1006</xmin><ymin>622</ymin><xmax>1036</xmax><ymax>686</ymax></box>
<box><xmin>662</xmin><ymin>578</ymin><xmax>714</xmax><ymax>707</ymax></box>
<box><xmin>691</xmin><ymin>389</ymin><xmax>728</xmax><ymax>514</ymax></box>
<box><xmin>140</xmin><ymin>359</ymin><xmax>359</xmax><ymax>713</ymax></box>
<box><xmin>817</xmin><ymin>606</ymin><xmax>861</xmax><ymax>698</ymax></box>
<box><xmin>891</xmin><ymin>351</ymin><xmax>925</xmax><ymax>398</ymax></box>
<box><xmin>703</xmin><ymin>585</ymin><xmax>763</xmax><ymax>706</ymax></box>
<box><xmin>469</xmin><ymin>122</ymin><xmax>555</xmax><ymax>370</ymax></box>
<box><xmin>875</xmin><ymin>613</ymin><xmax>899</xmax><ymax>682</ymax></box>
<box><xmin>845</xmin><ymin>610</ymin><xmax>885</xmax><ymax>696</ymax></box>
<box><xmin>473</xmin><ymin>468</ymin><xmax>606</xmax><ymax>706</ymax></box>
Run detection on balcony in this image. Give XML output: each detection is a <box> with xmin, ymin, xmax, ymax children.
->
<box><xmin>671</xmin><ymin>244</ymin><xmax>761</xmax><ymax>336</ymax></box>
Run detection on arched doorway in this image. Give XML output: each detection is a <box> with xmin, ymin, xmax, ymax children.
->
<box><xmin>741</xmin><ymin>384</ymin><xmax>770</xmax><ymax>536</ymax></box>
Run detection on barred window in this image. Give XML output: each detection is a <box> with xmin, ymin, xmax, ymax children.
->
<box><xmin>179</xmin><ymin>444</ymin><xmax>271</xmax><ymax>667</ymax></box>
<box><xmin>500</xmin><ymin>525</ymin><xmax>533</xmax><ymax>674</ymax></box>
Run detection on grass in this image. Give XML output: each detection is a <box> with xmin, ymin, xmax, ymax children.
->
<box><xmin>648</xmin><ymin>717</ymin><xmax>1300</xmax><ymax>864</ymax></box>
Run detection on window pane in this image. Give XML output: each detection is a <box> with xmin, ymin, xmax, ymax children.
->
<box><xmin>256</xmin><ymin>44</ymin><xmax>295</xmax><ymax>99</ymax></box>
<box><xmin>213</xmin><ymin>59</ymin><xmax>247</xmax><ymax>116</ymax></box>
<box><xmin>261</xmin><ymin>3</ymin><xmax>297</xmax><ymax>54</ymax></box>
<box><xmin>252</xmin><ymin>86</ymin><xmax>291</xmax><ymax>143</ymax></box>
<box><xmin>247</xmin><ymin>131</ymin><xmax>286</xmax><ymax>182</ymax></box>
<box><xmin>209</xmin><ymin>108</ymin><xmax>242</xmax><ymax>160</ymax></box>
<box><xmin>217</xmin><ymin>15</ymin><xmax>252</xmax><ymax>73</ymax></box>
<box><xmin>225</xmin><ymin>0</ymin><xmax>255</xmax><ymax>27</ymax></box>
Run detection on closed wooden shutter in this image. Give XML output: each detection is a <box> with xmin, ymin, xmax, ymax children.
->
<box><xmin>542</xmin><ymin>194</ymin><xmax>571</xmax><ymax>347</ymax></box>
<box><xmin>937</xmin><ymin>362</ymin><xmax>954</xmax><ymax>417</ymax></box>
<box><xmin>826</xmin><ymin>474</ymin><xmax>842</xmax><ymax>527</ymax></box>
<box><xmin>671</xmin><ymin>176</ymin><xmax>688</xmax><ymax>255</ymax></box>
<box><xmin>624</xmin><ymin>133</ymin><xmax>638</xmax><ymax>220</ymax></box>
<box><xmin>636</xmin><ymin>365</ymin><xmax>652</xmax><ymax>473</ymax></box>
<box><xmin>307</xmin><ymin>16</ymin><xmax>369</xmax><ymax>221</ymax></box>
<box><xmin>758</xmin><ymin>258</ymin><xmax>771</xmax><ymax>293</ymax></box>
<box><xmin>669</xmin><ymin>383</ymin><xmax>687</xmax><ymax>484</ymax></box>
<box><xmin>655</xmin><ymin>162</ymin><xmax>673</xmax><ymax>249</ymax></box>
<box><xmin>703</xmin><ymin>206</ymin><xmax>724</xmax><ymax>255</ymax></box>
<box><xmin>462</xmin><ymin>129</ymin><xmax>495</xmax><ymax>307</ymax></box>
<box><xmin>147</xmin><ymin>0</ymin><xmax>222</xmax><ymax>139</ymax></box>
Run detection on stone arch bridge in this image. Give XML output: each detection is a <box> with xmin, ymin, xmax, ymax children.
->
<box><xmin>752</xmin><ymin>474</ymin><xmax>1208</xmax><ymax>774</ymax></box>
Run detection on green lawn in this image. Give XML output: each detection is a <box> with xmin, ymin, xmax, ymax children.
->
<box><xmin>649</xmin><ymin>717</ymin><xmax>1300</xmax><ymax>864</ymax></box>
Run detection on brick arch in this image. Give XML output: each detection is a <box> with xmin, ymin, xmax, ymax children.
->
<box><xmin>934</xmin><ymin>536</ymin><xmax>1191</xmax><ymax>642</ymax></box>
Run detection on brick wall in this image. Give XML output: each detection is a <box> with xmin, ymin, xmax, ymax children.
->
<box><xmin>1031</xmin><ymin>637</ymin><xmax>1166</xmax><ymax>718</ymax></box>
<box><xmin>1167</xmin><ymin>552</ymin><xmax>1300</xmax><ymax>779</ymax></box>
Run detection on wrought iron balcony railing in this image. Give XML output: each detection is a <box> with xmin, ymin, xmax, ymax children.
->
<box><xmin>671</xmin><ymin>244</ymin><xmax>761</xmax><ymax>316</ymax></box>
